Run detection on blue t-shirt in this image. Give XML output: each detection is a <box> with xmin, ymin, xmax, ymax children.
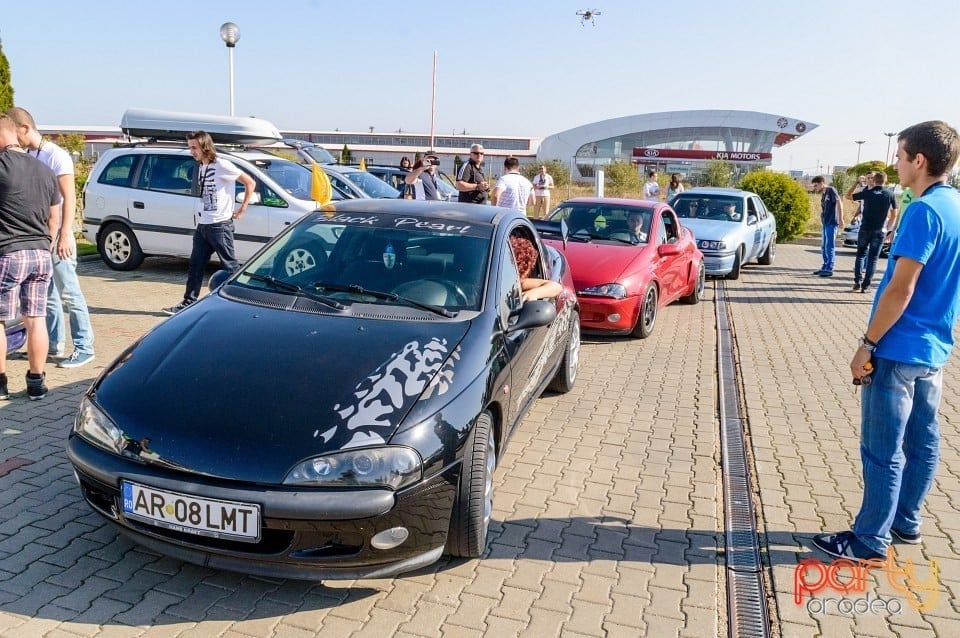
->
<box><xmin>871</xmin><ymin>184</ymin><xmax>960</xmax><ymax>367</ymax></box>
<box><xmin>821</xmin><ymin>186</ymin><xmax>840</xmax><ymax>226</ymax></box>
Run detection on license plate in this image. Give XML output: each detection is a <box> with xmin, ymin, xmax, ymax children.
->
<box><xmin>121</xmin><ymin>481</ymin><xmax>261</xmax><ymax>542</ymax></box>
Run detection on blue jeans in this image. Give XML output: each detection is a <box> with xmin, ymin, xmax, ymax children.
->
<box><xmin>48</xmin><ymin>254</ymin><xmax>95</xmax><ymax>355</ymax></box>
<box><xmin>184</xmin><ymin>221</ymin><xmax>239</xmax><ymax>302</ymax></box>
<box><xmin>854</xmin><ymin>230</ymin><xmax>885</xmax><ymax>288</ymax></box>
<box><xmin>853</xmin><ymin>357</ymin><xmax>942</xmax><ymax>554</ymax></box>
<box><xmin>820</xmin><ymin>224</ymin><xmax>838</xmax><ymax>271</ymax></box>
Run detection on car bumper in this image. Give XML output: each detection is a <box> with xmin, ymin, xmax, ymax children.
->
<box><xmin>576</xmin><ymin>295</ymin><xmax>639</xmax><ymax>334</ymax></box>
<box><xmin>67</xmin><ymin>434</ymin><xmax>459</xmax><ymax>580</ymax></box>
<box><xmin>700</xmin><ymin>252</ymin><xmax>735</xmax><ymax>276</ymax></box>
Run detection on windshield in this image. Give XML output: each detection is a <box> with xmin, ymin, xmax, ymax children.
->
<box><xmin>671</xmin><ymin>194</ymin><xmax>743</xmax><ymax>222</ymax></box>
<box><xmin>236</xmin><ymin>211</ymin><xmax>492</xmax><ymax>312</ymax></box>
<box><xmin>548</xmin><ymin>203</ymin><xmax>652</xmax><ymax>243</ymax></box>
<box><xmin>302</xmin><ymin>146</ymin><xmax>336</xmax><ymax>164</ymax></box>
<box><xmin>254</xmin><ymin>158</ymin><xmax>315</xmax><ymax>202</ymax></box>
<box><xmin>345</xmin><ymin>171</ymin><xmax>401</xmax><ymax>199</ymax></box>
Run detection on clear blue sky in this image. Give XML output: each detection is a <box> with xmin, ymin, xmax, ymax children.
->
<box><xmin>3</xmin><ymin>0</ymin><xmax>957</xmax><ymax>174</ymax></box>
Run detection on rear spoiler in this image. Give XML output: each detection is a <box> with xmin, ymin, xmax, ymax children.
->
<box><xmin>531</xmin><ymin>218</ymin><xmax>569</xmax><ymax>250</ymax></box>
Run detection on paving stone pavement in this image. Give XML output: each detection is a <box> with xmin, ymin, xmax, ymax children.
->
<box><xmin>0</xmin><ymin>246</ymin><xmax>957</xmax><ymax>638</ymax></box>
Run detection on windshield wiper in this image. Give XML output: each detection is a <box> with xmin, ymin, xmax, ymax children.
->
<box><xmin>312</xmin><ymin>282</ymin><xmax>455</xmax><ymax>318</ymax></box>
<box><xmin>245</xmin><ymin>273</ymin><xmax>345</xmax><ymax>310</ymax></box>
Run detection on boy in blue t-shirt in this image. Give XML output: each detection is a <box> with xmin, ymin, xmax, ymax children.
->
<box><xmin>814</xmin><ymin>120</ymin><xmax>960</xmax><ymax>561</ymax></box>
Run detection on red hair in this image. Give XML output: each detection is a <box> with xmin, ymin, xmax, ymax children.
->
<box><xmin>509</xmin><ymin>235</ymin><xmax>538</xmax><ymax>278</ymax></box>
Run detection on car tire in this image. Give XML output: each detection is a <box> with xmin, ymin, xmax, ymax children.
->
<box><xmin>726</xmin><ymin>247</ymin><xmax>743</xmax><ymax>280</ymax></box>
<box><xmin>758</xmin><ymin>235</ymin><xmax>776</xmax><ymax>265</ymax></box>
<box><xmin>98</xmin><ymin>223</ymin><xmax>144</xmax><ymax>271</ymax></box>
<box><xmin>446</xmin><ymin>411</ymin><xmax>496</xmax><ymax>558</ymax></box>
<box><xmin>548</xmin><ymin>311</ymin><xmax>580</xmax><ymax>393</ymax></box>
<box><xmin>681</xmin><ymin>262</ymin><xmax>705</xmax><ymax>305</ymax></box>
<box><xmin>631</xmin><ymin>284</ymin><xmax>658</xmax><ymax>339</ymax></box>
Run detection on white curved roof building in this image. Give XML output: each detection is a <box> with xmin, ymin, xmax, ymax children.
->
<box><xmin>537</xmin><ymin>109</ymin><xmax>817</xmax><ymax>176</ymax></box>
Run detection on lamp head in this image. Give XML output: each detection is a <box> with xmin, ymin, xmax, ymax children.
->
<box><xmin>220</xmin><ymin>22</ymin><xmax>240</xmax><ymax>47</ymax></box>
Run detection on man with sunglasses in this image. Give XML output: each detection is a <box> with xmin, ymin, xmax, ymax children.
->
<box><xmin>456</xmin><ymin>144</ymin><xmax>489</xmax><ymax>204</ymax></box>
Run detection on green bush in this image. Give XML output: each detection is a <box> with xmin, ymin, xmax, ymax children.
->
<box><xmin>603</xmin><ymin>161</ymin><xmax>640</xmax><ymax>196</ymax></box>
<box><xmin>704</xmin><ymin>160</ymin><xmax>733</xmax><ymax>187</ymax></box>
<box><xmin>738</xmin><ymin>170</ymin><xmax>810</xmax><ymax>243</ymax></box>
<box><xmin>521</xmin><ymin>159</ymin><xmax>570</xmax><ymax>189</ymax></box>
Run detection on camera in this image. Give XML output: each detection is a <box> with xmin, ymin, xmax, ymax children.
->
<box><xmin>422</xmin><ymin>159</ymin><xmax>432</xmax><ymax>166</ymax></box>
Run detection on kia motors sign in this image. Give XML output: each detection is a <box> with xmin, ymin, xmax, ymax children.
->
<box><xmin>632</xmin><ymin>148</ymin><xmax>773</xmax><ymax>162</ymax></box>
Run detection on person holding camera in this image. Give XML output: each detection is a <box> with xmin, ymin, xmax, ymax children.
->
<box><xmin>456</xmin><ymin>144</ymin><xmax>489</xmax><ymax>204</ymax></box>
<box><xmin>848</xmin><ymin>171</ymin><xmax>898</xmax><ymax>293</ymax></box>
<box><xmin>403</xmin><ymin>153</ymin><xmax>441</xmax><ymax>200</ymax></box>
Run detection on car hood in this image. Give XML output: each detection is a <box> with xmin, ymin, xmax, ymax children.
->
<box><xmin>679</xmin><ymin>218</ymin><xmax>743</xmax><ymax>243</ymax></box>
<box><xmin>92</xmin><ymin>294</ymin><xmax>471</xmax><ymax>482</ymax></box>
<box><xmin>545</xmin><ymin>239</ymin><xmax>644</xmax><ymax>287</ymax></box>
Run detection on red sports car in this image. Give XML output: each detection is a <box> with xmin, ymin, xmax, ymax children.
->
<box><xmin>536</xmin><ymin>198</ymin><xmax>704</xmax><ymax>338</ymax></box>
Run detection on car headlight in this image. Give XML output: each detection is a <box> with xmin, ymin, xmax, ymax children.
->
<box><xmin>283</xmin><ymin>446</ymin><xmax>422</xmax><ymax>490</ymax></box>
<box><xmin>698</xmin><ymin>239</ymin><xmax>729</xmax><ymax>251</ymax></box>
<box><xmin>75</xmin><ymin>396</ymin><xmax>125</xmax><ymax>455</ymax></box>
<box><xmin>579</xmin><ymin>283</ymin><xmax>627</xmax><ymax>298</ymax></box>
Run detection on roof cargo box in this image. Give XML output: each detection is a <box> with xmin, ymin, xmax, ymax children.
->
<box><xmin>120</xmin><ymin>108</ymin><xmax>282</xmax><ymax>146</ymax></box>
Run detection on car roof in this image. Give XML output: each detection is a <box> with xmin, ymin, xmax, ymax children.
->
<box><xmin>680</xmin><ymin>187</ymin><xmax>757</xmax><ymax>198</ymax></box>
<box><xmin>560</xmin><ymin>197</ymin><xmax>662</xmax><ymax>209</ymax></box>
<box><xmin>100</xmin><ymin>145</ymin><xmax>299</xmax><ymax>164</ymax></box>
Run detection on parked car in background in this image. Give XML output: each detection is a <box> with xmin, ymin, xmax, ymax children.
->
<box><xmin>841</xmin><ymin>213</ymin><xmax>893</xmax><ymax>258</ymax></box>
<box><xmin>366</xmin><ymin>165</ymin><xmax>458</xmax><ymax>201</ymax></box>
<box><xmin>322</xmin><ymin>164</ymin><xmax>400</xmax><ymax>199</ymax></box>
<box><xmin>68</xmin><ymin>199</ymin><xmax>580</xmax><ymax>579</ymax></box>
<box><xmin>538</xmin><ymin>198</ymin><xmax>704</xmax><ymax>338</ymax></box>
<box><xmin>669</xmin><ymin>187</ymin><xmax>777</xmax><ymax>279</ymax></box>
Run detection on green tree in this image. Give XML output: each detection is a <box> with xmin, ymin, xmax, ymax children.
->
<box><xmin>521</xmin><ymin>159</ymin><xmax>570</xmax><ymax>189</ymax></box>
<box><xmin>603</xmin><ymin>161</ymin><xmax>640</xmax><ymax>197</ymax></box>
<box><xmin>704</xmin><ymin>160</ymin><xmax>733</xmax><ymax>187</ymax></box>
<box><xmin>831</xmin><ymin>169</ymin><xmax>851</xmax><ymax>196</ymax></box>
<box><xmin>340</xmin><ymin>144</ymin><xmax>352</xmax><ymax>164</ymax></box>
<box><xmin>55</xmin><ymin>132</ymin><xmax>86</xmax><ymax>156</ymax></box>
<box><xmin>0</xmin><ymin>37</ymin><xmax>12</xmax><ymax>112</ymax></box>
<box><xmin>847</xmin><ymin>160</ymin><xmax>886</xmax><ymax>177</ymax></box>
<box><xmin>738</xmin><ymin>170</ymin><xmax>810</xmax><ymax>243</ymax></box>
<box><xmin>453</xmin><ymin>154</ymin><xmax>462</xmax><ymax>176</ymax></box>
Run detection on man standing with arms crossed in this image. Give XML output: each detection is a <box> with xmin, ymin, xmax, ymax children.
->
<box><xmin>811</xmin><ymin>175</ymin><xmax>844</xmax><ymax>277</ymax></box>
<box><xmin>814</xmin><ymin>121</ymin><xmax>960</xmax><ymax>560</ymax></box>
<box><xmin>456</xmin><ymin>144</ymin><xmax>489</xmax><ymax>204</ymax></box>
<box><xmin>7</xmin><ymin>107</ymin><xmax>96</xmax><ymax>368</ymax></box>
<box><xmin>0</xmin><ymin>114</ymin><xmax>61</xmax><ymax>400</ymax></box>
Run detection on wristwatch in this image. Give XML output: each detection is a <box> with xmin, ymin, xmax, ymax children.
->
<box><xmin>859</xmin><ymin>335</ymin><xmax>878</xmax><ymax>352</ymax></box>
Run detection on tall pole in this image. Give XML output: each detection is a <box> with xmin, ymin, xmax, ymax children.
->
<box><xmin>430</xmin><ymin>51</ymin><xmax>437</xmax><ymax>151</ymax></box>
<box><xmin>219</xmin><ymin>23</ymin><xmax>241</xmax><ymax>116</ymax></box>
<box><xmin>855</xmin><ymin>140</ymin><xmax>865</xmax><ymax>165</ymax></box>
<box><xmin>885</xmin><ymin>132</ymin><xmax>896</xmax><ymax>166</ymax></box>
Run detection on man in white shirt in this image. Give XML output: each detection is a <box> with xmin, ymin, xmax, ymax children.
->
<box><xmin>532</xmin><ymin>165</ymin><xmax>554</xmax><ymax>218</ymax></box>
<box><xmin>7</xmin><ymin>107</ymin><xmax>96</xmax><ymax>369</ymax></box>
<box><xmin>642</xmin><ymin>170</ymin><xmax>660</xmax><ymax>201</ymax></box>
<box><xmin>492</xmin><ymin>157</ymin><xmax>535</xmax><ymax>213</ymax></box>
<box><xmin>163</xmin><ymin>130</ymin><xmax>254</xmax><ymax>315</ymax></box>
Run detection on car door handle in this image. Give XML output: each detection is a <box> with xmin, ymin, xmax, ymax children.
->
<box><xmin>133</xmin><ymin>201</ymin><xmax>144</xmax><ymax>209</ymax></box>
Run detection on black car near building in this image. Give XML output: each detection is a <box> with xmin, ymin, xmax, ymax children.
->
<box><xmin>68</xmin><ymin>199</ymin><xmax>580</xmax><ymax>580</ymax></box>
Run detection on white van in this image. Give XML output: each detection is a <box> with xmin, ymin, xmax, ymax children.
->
<box><xmin>82</xmin><ymin>109</ymin><xmax>326</xmax><ymax>270</ymax></box>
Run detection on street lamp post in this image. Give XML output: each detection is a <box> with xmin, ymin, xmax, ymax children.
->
<box><xmin>219</xmin><ymin>22</ymin><xmax>241</xmax><ymax>116</ymax></box>
<box><xmin>855</xmin><ymin>140</ymin><xmax>866</xmax><ymax>165</ymax></box>
<box><xmin>885</xmin><ymin>132</ymin><xmax>897</xmax><ymax>166</ymax></box>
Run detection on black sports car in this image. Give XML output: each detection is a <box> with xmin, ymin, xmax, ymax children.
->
<box><xmin>68</xmin><ymin>199</ymin><xmax>581</xmax><ymax>580</ymax></box>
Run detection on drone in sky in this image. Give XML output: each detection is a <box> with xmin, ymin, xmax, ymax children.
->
<box><xmin>577</xmin><ymin>9</ymin><xmax>601</xmax><ymax>26</ymax></box>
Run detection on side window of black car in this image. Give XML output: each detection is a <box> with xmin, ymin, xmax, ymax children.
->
<box><xmin>98</xmin><ymin>155</ymin><xmax>138</xmax><ymax>187</ymax></box>
<box><xmin>498</xmin><ymin>246</ymin><xmax>522</xmax><ymax>323</ymax></box>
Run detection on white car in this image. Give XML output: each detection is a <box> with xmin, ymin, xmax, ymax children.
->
<box><xmin>82</xmin><ymin>110</ymin><xmax>327</xmax><ymax>271</ymax></box>
<box><xmin>669</xmin><ymin>187</ymin><xmax>777</xmax><ymax>279</ymax></box>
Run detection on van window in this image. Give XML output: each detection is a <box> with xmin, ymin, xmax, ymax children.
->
<box><xmin>136</xmin><ymin>155</ymin><xmax>196</xmax><ymax>195</ymax></box>
<box><xmin>98</xmin><ymin>155</ymin><xmax>138</xmax><ymax>187</ymax></box>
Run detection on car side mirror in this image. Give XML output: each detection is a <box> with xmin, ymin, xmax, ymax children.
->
<box><xmin>747</xmin><ymin>214</ymin><xmax>758</xmax><ymax>225</ymax></box>
<box><xmin>506</xmin><ymin>299</ymin><xmax>557</xmax><ymax>333</ymax></box>
<box><xmin>208</xmin><ymin>269</ymin><xmax>233</xmax><ymax>291</ymax></box>
<box><xmin>237</xmin><ymin>191</ymin><xmax>262</xmax><ymax>205</ymax></box>
<box><xmin>658</xmin><ymin>243</ymin><xmax>681</xmax><ymax>256</ymax></box>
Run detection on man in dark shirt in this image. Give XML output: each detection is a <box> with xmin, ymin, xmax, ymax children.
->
<box><xmin>811</xmin><ymin>175</ymin><xmax>843</xmax><ymax>276</ymax></box>
<box><xmin>0</xmin><ymin>114</ymin><xmax>61</xmax><ymax>400</ymax></box>
<box><xmin>849</xmin><ymin>171</ymin><xmax>898</xmax><ymax>292</ymax></box>
<box><xmin>456</xmin><ymin>144</ymin><xmax>489</xmax><ymax>204</ymax></box>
